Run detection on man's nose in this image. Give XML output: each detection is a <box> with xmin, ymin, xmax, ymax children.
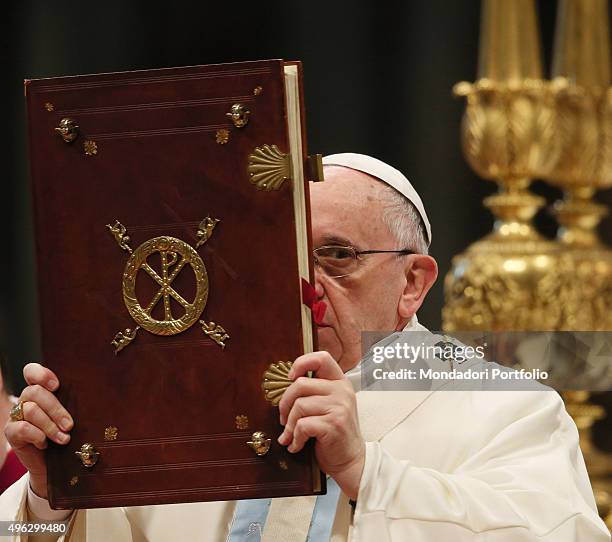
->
<box><xmin>313</xmin><ymin>266</ymin><xmax>325</xmax><ymax>298</ymax></box>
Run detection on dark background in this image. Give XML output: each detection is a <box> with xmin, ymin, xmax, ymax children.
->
<box><xmin>2</xmin><ymin>0</ymin><xmax>611</xmax><ymax>410</ymax></box>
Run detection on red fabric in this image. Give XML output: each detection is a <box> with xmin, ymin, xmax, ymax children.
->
<box><xmin>0</xmin><ymin>448</ymin><xmax>27</xmax><ymax>494</ymax></box>
<box><xmin>301</xmin><ymin>279</ymin><xmax>327</xmax><ymax>324</ymax></box>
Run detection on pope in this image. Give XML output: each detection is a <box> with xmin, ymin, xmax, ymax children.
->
<box><xmin>2</xmin><ymin>153</ymin><xmax>609</xmax><ymax>541</ymax></box>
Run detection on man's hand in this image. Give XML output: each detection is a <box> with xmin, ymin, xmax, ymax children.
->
<box><xmin>4</xmin><ymin>363</ymin><xmax>73</xmax><ymax>499</ymax></box>
<box><xmin>277</xmin><ymin>351</ymin><xmax>365</xmax><ymax>500</ymax></box>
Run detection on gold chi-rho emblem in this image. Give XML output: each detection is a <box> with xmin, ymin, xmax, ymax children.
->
<box><xmin>106</xmin><ymin>218</ymin><xmax>229</xmax><ymax>353</ymax></box>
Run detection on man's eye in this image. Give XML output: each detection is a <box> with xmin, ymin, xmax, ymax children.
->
<box><xmin>328</xmin><ymin>247</ymin><xmax>352</xmax><ymax>259</ymax></box>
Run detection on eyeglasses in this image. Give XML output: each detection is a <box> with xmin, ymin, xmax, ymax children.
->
<box><xmin>312</xmin><ymin>245</ymin><xmax>416</xmax><ymax>279</ymax></box>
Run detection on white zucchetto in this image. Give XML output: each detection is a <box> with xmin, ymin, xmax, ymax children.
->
<box><xmin>322</xmin><ymin>153</ymin><xmax>432</xmax><ymax>246</ymax></box>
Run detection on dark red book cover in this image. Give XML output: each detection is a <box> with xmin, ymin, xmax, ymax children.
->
<box><xmin>25</xmin><ymin>59</ymin><xmax>322</xmax><ymax>509</ymax></box>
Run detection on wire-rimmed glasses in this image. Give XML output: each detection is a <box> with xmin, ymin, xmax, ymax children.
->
<box><xmin>312</xmin><ymin>245</ymin><xmax>416</xmax><ymax>279</ymax></box>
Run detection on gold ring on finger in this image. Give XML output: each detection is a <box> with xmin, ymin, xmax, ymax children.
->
<box><xmin>9</xmin><ymin>401</ymin><xmax>25</xmax><ymax>422</ymax></box>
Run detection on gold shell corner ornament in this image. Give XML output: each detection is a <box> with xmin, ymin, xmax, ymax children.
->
<box><xmin>248</xmin><ymin>145</ymin><xmax>292</xmax><ymax>191</ymax></box>
<box><xmin>262</xmin><ymin>361</ymin><xmax>293</xmax><ymax>406</ymax></box>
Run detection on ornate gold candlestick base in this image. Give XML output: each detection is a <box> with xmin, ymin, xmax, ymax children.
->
<box><xmin>554</xmin><ymin>188</ymin><xmax>612</xmax><ymax>331</ymax></box>
<box><xmin>444</xmin><ymin>187</ymin><xmax>562</xmax><ymax>331</ymax></box>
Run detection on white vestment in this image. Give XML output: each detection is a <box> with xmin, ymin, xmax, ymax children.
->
<box><xmin>1</xmin><ymin>320</ymin><xmax>609</xmax><ymax>541</ymax></box>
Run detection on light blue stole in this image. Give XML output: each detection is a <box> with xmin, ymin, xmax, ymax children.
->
<box><xmin>227</xmin><ymin>477</ymin><xmax>342</xmax><ymax>541</ymax></box>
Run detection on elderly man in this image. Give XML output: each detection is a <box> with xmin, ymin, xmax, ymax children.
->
<box><xmin>2</xmin><ymin>154</ymin><xmax>609</xmax><ymax>541</ymax></box>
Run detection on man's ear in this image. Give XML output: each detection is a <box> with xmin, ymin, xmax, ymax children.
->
<box><xmin>398</xmin><ymin>255</ymin><xmax>438</xmax><ymax>320</ymax></box>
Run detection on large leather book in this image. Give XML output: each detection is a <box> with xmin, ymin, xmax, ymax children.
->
<box><xmin>25</xmin><ymin>59</ymin><xmax>324</xmax><ymax>509</ymax></box>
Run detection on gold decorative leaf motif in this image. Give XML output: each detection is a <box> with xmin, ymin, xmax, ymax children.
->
<box><xmin>104</xmin><ymin>426</ymin><xmax>118</xmax><ymax>441</ymax></box>
<box><xmin>248</xmin><ymin>145</ymin><xmax>291</xmax><ymax>191</ymax></box>
<box><xmin>215</xmin><ymin>129</ymin><xmax>229</xmax><ymax>144</ymax></box>
<box><xmin>262</xmin><ymin>361</ymin><xmax>293</xmax><ymax>406</ymax></box>
<box><xmin>235</xmin><ymin>415</ymin><xmax>249</xmax><ymax>430</ymax></box>
<box><xmin>84</xmin><ymin>140</ymin><xmax>98</xmax><ymax>156</ymax></box>
<box><xmin>456</xmin><ymin>80</ymin><xmax>561</xmax><ymax>183</ymax></box>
